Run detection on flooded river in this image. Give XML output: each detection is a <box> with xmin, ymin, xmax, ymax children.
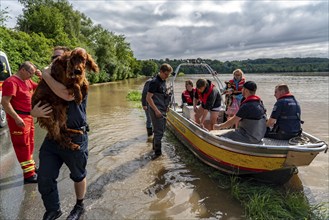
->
<box><xmin>0</xmin><ymin>73</ymin><xmax>328</xmax><ymax>219</ymax></box>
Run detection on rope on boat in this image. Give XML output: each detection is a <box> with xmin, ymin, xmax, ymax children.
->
<box><xmin>288</xmin><ymin>135</ymin><xmax>310</xmax><ymax>145</ymax></box>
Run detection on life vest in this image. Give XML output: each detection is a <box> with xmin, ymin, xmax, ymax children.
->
<box><xmin>239</xmin><ymin>95</ymin><xmax>267</xmax><ymax>143</ymax></box>
<box><xmin>275</xmin><ymin>93</ymin><xmax>301</xmax><ymax>133</ymax></box>
<box><xmin>238</xmin><ymin>117</ymin><xmax>267</xmax><ymax>143</ymax></box>
<box><xmin>182</xmin><ymin>89</ymin><xmax>195</xmax><ymax>105</ymax></box>
<box><xmin>278</xmin><ymin>93</ymin><xmax>294</xmax><ymax>101</ymax></box>
<box><xmin>198</xmin><ymin>83</ymin><xmax>214</xmax><ymax>104</ymax></box>
<box><xmin>240</xmin><ymin>95</ymin><xmax>262</xmax><ymax>106</ymax></box>
<box><xmin>229</xmin><ymin>78</ymin><xmax>245</xmax><ymax>92</ymax></box>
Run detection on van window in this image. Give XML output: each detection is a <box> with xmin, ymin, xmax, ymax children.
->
<box><xmin>0</xmin><ymin>55</ymin><xmax>11</xmax><ymax>81</ymax></box>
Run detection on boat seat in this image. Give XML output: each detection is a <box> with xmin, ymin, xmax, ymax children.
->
<box><xmin>262</xmin><ymin>138</ymin><xmax>290</xmax><ymax>146</ymax></box>
<box><xmin>182</xmin><ymin>105</ymin><xmax>197</xmax><ymax>120</ymax></box>
<box><xmin>209</xmin><ymin>129</ymin><xmax>235</xmax><ymax>136</ymax></box>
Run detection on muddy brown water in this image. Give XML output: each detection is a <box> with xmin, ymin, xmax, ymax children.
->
<box><xmin>0</xmin><ymin>73</ymin><xmax>328</xmax><ymax>219</ymax></box>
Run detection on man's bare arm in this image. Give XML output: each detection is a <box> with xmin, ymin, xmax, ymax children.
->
<box><xmin>146</xmin><ymin>92</ymin><xmax>162</xmax><ymax>118</ymax></box>
<box><xmin>213</xmin><ymin>115</ymin><xmax>241</xmax><ymax>130</ymax></box>
<box><xmin>42</xmin><ymin>66</ymin><xmax>74</xmax><ymax>101</ymax></box>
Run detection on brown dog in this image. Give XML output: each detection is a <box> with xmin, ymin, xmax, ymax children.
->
<box><xmin>32</xmin><ymin>48</ymin><xmax>99</xmax><ymax>150</ymax></box>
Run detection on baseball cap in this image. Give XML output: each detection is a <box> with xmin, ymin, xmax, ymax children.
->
<box><xmin>243</xmin><ymin>81</ymin><xmax>257</xmax><ymax>92</ymax></box>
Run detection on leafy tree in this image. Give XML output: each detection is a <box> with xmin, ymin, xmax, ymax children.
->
<box><xmin>14</xmin><ymin>0</ymin><xmax>141</xmax><ymax>81</ymax></box>
<box><xmin>0</xmin><ymin>26</ymin><xmax>53</xmax><ymax>72</ymax></box>
<box><xmin>0</xmin><ymin>7</ymin><xmax>10</xmax><ymax>26</ymax></box>
<box><xmin>141</xmin><ymin>60</ymin><xmax>158</xmax><ymax>76</ymax></box>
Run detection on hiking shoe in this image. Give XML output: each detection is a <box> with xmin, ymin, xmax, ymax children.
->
<box><xmin>42</xmin><ymin>210</ymin><xmax>62</xmax><ymax>220</ymax></box>
<box><xmin>24</xmin><ymin>173</ymin><xmax>38</xmax><ymax>184</ymax></box>
<box><xmin>67</xmin><ymin>204</ymin><xmax>85</xmax><ymax>220</ymax></box>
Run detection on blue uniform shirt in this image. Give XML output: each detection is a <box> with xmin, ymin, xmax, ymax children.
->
<box><xmin>67</xmin><ymin>95</ymin><xmax>88</xmax><ymax>129</ymax></box>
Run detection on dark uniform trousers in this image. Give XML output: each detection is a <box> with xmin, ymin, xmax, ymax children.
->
<box><xmin>149</xmin><ymin>108</ymin><xmax>166</xmax><ymax>154</ymax></box>
<box><xmin>38</xmin><ymin>133</ymin><xmax>88</xmax><ymax>211</ymax></box>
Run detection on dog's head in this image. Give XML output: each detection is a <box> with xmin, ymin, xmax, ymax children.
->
<box><xmin>67</xmin><ymin>48</ymin><xmax>99</xmax><ymax>82</ymax></box>
<box><xmin>51</xmin><ymin>48</ymin><xmax>99</xmax><ymax>85</ymax></box>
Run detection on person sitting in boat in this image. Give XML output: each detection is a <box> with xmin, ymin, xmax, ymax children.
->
<box><xmin>213</xmin><ymin>81</ymin><xmax>267</xmax><ymax>144</ymax></box>
<box><xmin>181</xmin><ymin>79</ymin><xmax>199</xmax><ymax>107</ymax></box>
<box><xmin>223</xmin><ymin>81</ymin><xmax>239</xmax><ymax>125</ymax></box>
<box><xmin>194</xmin><ymin>78</ymin><xmax>221</xmax><ymax>131</ymax></box>
<box><xmin>265</xmin><ymin>84</ymin><xmax>302</xmax><ymax>140</ymax></box>
<box><xmin>229</xmin><ymin>69</ymin><xmax>246</xmax><ymax>105</ymax></box>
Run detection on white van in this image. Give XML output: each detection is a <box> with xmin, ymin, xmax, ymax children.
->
<box><xmin>0</xmin><ymin>51</ymin><xmax>12</xmax><ymax>127</ymax></box>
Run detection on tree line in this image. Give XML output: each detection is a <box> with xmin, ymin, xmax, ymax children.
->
<box><xmin>0</xmin><ymin>0</ymin><xmax>328</xmax><ymax>83</ymax></box>
<box><xmin>149</xmin><ymin>58</ymin><xmax>329</xmax><ymax>76</ymax></box>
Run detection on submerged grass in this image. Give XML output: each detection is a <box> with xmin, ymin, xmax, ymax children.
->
<box><xmin>126</xmin><ymin>90</ymin><xmax>142</xmax><ymax>102</ymax></box>
<box><xmin>126</xmin><ymin>90</ymin><xmax>142</xmax><ymax>108</ymax></box>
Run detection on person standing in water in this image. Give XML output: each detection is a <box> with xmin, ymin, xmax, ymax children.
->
<box><xmin>146</xmin><ymin>63</ymin><xmax>173</xmax><ymax>159</ymax></box>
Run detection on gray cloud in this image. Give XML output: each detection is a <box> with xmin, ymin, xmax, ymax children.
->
<box><xmin>2</xmin><ymin>0</ymin><xmax>328</xmax><ymax>61</ymax></box>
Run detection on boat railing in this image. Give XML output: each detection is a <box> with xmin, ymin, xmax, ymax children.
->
<box><xmin>170</xmin><ymin>62</ymin><xmax>226</xmax><ymax>111</ymax></box>
<box><xmin>215</xmin><ymin>135</ymin><xmax>328</xmax><ymax>152</ymax></box>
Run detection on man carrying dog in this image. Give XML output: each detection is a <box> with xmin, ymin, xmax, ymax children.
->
<box><xmin>36</xmin><ymin>47</ymin><xmax>92</xmax><ymax>220</ymax></box>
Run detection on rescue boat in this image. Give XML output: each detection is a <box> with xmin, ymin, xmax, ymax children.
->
<box><xmin>166</xmin><ymin>61</ymin><xmax>328</xmax><ymax>184</ymax></box>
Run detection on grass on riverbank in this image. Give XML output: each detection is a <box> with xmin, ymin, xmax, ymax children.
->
<box><xmin>167</xmin><ymin>132</ymin><xmax>328</xmax><ymax>220</ymax></box>
<box><xmin>228</xmin><ymin>176</ymin><xmax>328</xmax><ymax>220</ymax></box>
<box><xmin>201</xmin><ymin>161</ymin><xmax>328</xmax><ymax>220</ymax></box>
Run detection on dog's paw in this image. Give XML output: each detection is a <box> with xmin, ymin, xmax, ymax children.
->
<box><xmin>70</xmin><ymin>143</ymin><xmax>81</xmax><ymax>151</ymax></box>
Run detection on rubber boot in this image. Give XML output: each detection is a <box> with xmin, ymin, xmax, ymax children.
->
<box><xmin>147</xmin><ymin>127</ymin><xmax>153</xmax><ymax>137</ymax></box>
<box><xmin>151</xmin><ymin>142</ymin><xmax>162</xmax><ymax>160</ymax></box>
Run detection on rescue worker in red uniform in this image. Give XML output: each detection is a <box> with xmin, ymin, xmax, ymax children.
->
<box><xmin>1</xmin><ymin>61</ymin><xmax>43</xmax><ymax>183</ymax></box>
<box><xmin>181</xmin><ymin>79</ymin><xmax>198</xmax><ymax>106</ymax></box>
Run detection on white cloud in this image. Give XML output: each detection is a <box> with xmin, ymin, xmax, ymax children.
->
<box><xmin>1</xmin><ymin>0</ymin><xmax>328</xmax><ymax>61</ymax></box>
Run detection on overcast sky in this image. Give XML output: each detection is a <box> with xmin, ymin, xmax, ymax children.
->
<box><xmin>1</xmin><ymin>0</ymin><xmax>328</xmax><ymax>61</ymax></box>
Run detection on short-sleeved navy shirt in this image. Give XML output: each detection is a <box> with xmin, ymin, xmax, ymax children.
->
<box><xmin>148</xmin><ymin>74</ymin><xmax>169</xmax><ymax>112</ymax></box>
<box><xmin>67</xmin><ymin>95</ymin><xmax>88</xmax><ymax>129</ymax></box>
<box><xmin>148</xmin><ymin>74</ymin><xmax>166</xmax><ymax>95</ymax></box>
<box><xmin>236</xmin><ymin>100</ymin><xmax>266</xmax><ymax>120</ymax></box>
